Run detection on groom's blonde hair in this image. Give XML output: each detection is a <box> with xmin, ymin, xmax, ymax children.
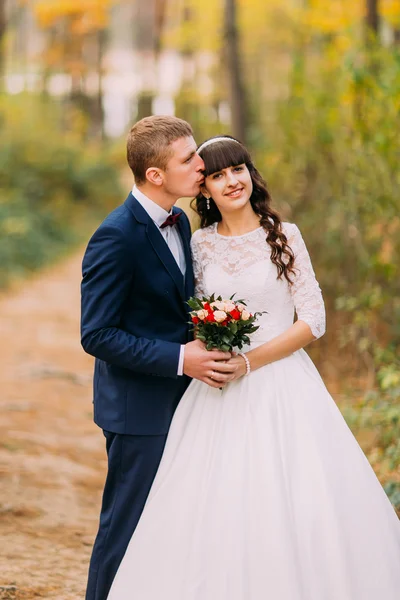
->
<box><xmin>127</xmin><ymin>115</ymin><xmax>193</xmax><ymax>185</ymax></box>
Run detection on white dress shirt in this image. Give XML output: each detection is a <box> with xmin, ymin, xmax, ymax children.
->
<box><xmin>133</xmin><ymin>186</ymin><xmax>186</xmax><ymax>274</ymax></box>
<box><xmin>132</xmin><ymin>186</ymin><xmax>186</xmax><ymax>376</ymax></box>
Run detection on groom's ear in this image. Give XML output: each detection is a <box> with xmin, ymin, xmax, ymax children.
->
<box><xmin>145</xmin><ymin>167</ymin><xmax>164</xmax><ymax>186</ymax></box>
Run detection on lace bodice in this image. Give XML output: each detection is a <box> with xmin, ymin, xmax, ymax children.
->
<box><xmin>190</xmin><ymin>222</ymin><xmax>325</xmax><ymax>343</ymax></box>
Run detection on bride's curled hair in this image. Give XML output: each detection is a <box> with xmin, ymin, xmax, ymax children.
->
<box><xmin>193</xmin><ymin>135</ymin><xmax>295</xmax><ymax>283</ymax></box>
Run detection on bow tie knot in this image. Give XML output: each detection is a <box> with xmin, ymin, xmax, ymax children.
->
<box><xmin>160</xmin><ymin>212</ymin><xmax>181</xmax><ymax>229</ymax></box>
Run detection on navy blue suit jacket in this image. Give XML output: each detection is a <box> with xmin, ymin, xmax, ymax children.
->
<box><xmin>81</xmin><ymin>193</ymin><xmax>194</xmax><ymax>435</ymax></box>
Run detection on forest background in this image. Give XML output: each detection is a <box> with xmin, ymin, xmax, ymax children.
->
<box><xmin>1</xmin><ymin>0</ymin><xmax>399</xmax><ymax>513</ymax></box>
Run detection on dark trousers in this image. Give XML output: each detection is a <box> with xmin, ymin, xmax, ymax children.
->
<box><xmin>85</xmin><ymin>431</ymin><xmax>167</xmax><ymax>600</ymax></box>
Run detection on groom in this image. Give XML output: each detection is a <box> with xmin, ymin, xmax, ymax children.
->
<box><xmin>81</xmin><ymin>115</ymin><xmax>237</xmax><ymax>600</ymax></box>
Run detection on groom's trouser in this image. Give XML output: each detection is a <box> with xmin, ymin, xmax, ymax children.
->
<box><xmin>85</xmin><ymin>431</ymin><xmax>167</xmax><ymax>600</ymax></box>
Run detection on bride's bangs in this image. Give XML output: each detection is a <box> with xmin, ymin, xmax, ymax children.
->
<box><xmin>200</xmin><ymin>141</ymin><xmax>251</xmax><ymax>177</ymax></box>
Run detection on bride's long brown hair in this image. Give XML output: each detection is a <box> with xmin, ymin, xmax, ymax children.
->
<box><xmin>192</xmin><ymin>135</ymin><xmax>295</xmax><ymax>283</ymax></box>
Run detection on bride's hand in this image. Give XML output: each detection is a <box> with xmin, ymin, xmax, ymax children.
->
<box><xmin>224</xmin><ymin>355</ymin><xmax>248</xmax><ymax>381</ymax></box>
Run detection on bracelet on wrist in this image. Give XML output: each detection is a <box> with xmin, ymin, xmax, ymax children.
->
<box><xmin>238</xmin><ymin>352</ymin><xmax>251</xmax><ymax>376</ymax></box>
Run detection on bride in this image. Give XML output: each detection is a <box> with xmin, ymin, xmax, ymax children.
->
<box><xmin>107</xmin><ymin>135</ymin><xmax>400</xmax><ymax>599</ymax></box>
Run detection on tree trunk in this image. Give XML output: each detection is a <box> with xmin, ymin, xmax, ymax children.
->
<box><xmin>0</xmin><ymin>0</ymin><xmax>7</xmax><ymax>90</ymax></box>
<box><xmin>93</xmin><ymin>28</ymin><xmax>106</xmax><ymax>140</ymax></box>
<box><xmin>135</xmin><ymin>0</ymin><xmax>167</xmax><ymax>120</ymax></box>
<box><xmin>224</xmin><ymin>0</ymin><xmax>247</xmax><ymax>144</ymax></box>
<box><xmin>154</xmin><ymin>0</ymin><xmax>167</xmax><ymax>55</ymax></box>
<box><xmin>365</xmin><ymin>0</ymin><xmax>380</xmax><ymax>42</ymax></box>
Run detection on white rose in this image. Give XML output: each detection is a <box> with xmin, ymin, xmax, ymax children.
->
<box><xmin>237</xmin><ymin>303</ymin><xmax>246</xmax><ymax>313</ymax></box>
<box><xmin>224</xmin><ymin>302</ymin><xmax>236</xmax><ymax>313</ymax></box>
<box><xmin>241</xmin><ymin>310</ymin><xmax>251</xmax><ymax>321</ymax></box>
<box><xmin>213</xmin><ymin>310</ymin><xmax>228</xmax><ymax>323</ymax></box>
<box><xmin>196</xmin><ymin>309</ymin><xmax>208</xmax><ymax>320</ymax></box>
<box><xmin>211</xmin><ymin>301</ymin><xmax>225</xmax><ymax>311</ymax></box>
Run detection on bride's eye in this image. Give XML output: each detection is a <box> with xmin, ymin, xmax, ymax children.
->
<box><xmin>233</xmin><ymin>166</ymin><xmax>244</xmax><ymax>172</ymax></box>
<box><xmin>212</xmin><ymin>173</ymin><xmax>222</xmax><ymax>179</ymax></box>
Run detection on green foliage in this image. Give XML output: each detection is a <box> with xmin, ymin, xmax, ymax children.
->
<box><xmin>0</xmin><ymin>94</ymin><xmax>122</xmax><ymax>287</ymax></box>
<box><xmin>384</xmin><ymin>482</ymin><xmax>400</xmax><ymax>513</ymax></box>
<box><xmin>342</xmin><ymin>387</ymin><xmax>400</xmax><ymax>511</ymax></box>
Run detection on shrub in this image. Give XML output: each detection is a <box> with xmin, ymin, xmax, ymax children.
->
<box><xmin>0</xmin><ymin>94</ymin><xmax>122</xmax><ymax>286</ymax></box>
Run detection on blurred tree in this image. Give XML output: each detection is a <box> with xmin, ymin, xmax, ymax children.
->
<box><xmin>366</xmin><ymin>0</ymin><xmax>380</xmax><ymax>40</ymax></box>
<box><xmin>381</xmin><ymin>0</ymin><xmax>400</xmax><ymax>44</ymax></box>
<box><xmin>34</xmin><ymin>0</ymin><xmax>113</xmax><ymax>138</ymax></box>
<box><xmin>0</xmin><ymin>0</ymin><xmax>5</xmax><ymax>88</ymax></box>
<box><xmin>224</xmin><ymin>0</ymin><xmax>247</xmax><ymax>143</ymax></box>
<box><xmin>163</xmin><ymin>0</ymin><xmax>223</xmax><ymax>139</ymax></box>
<box><xmin>135</xmin><ymin>0</ymin><xmax>167</xmax><ymax>120</ymax></box>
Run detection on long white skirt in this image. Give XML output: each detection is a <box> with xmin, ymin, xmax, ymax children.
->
<box><xmin>107</xmin><ymin>350</ymin><xmax>400</xmax><ymax>599</ymax></box>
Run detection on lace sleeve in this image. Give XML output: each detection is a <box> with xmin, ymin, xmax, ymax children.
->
<box><xmin>190</xmin><ymin>229</ymin><xmax>207</xmax><ymax>297</ymax></box>
<box><xmin>285</xmin><ymin>223</ymin><xmax>326</xmax><ymax>339</ymax></box>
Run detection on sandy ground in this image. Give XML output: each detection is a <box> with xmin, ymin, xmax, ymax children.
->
<box><xmin>0</xmin><ymin>252</ymin><xmax>104</xmax><ymax>599</ymax></box>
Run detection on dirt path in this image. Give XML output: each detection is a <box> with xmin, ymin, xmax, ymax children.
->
<box><xmin>0</xmin><ymin>252</ymin><xmax>104</xmax><ymax>599</ymax></box>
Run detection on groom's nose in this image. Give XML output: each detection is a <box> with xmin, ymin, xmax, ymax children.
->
<box><xmin>196</xmin><ymin>155</ymin><xmax>205</xmax><ymax>171</ymax></box>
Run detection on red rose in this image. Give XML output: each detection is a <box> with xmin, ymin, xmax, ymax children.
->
<box><xmin>192</xmin><ymin>316</ymin><xmax>200</xmax><ymax>324</ymax></box>
<box><xmin>203</xmin><ymin>302</ymin><xmax>212</xmax><ymax>312</ymax></box>
<box><xmin>206</xmin><ymin>311</ymin><xmax>215</xmax><ymax>322</ymax></box>
<box><xmin>230</xmin><ymin>308</ymin><xmax>241</xmax><ymax>320</ymax></box>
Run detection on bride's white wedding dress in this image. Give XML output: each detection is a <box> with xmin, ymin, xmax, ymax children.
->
<box><xmin>107</xmin><ymin>222</ymin><xmax>400</xmax><ymax>599</ymax></box>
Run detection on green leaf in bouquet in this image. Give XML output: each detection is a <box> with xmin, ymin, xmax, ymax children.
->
<box><xmin>187</xmin><ymin>297</ymin><xmax>203</xmax><ymax>310</ymax></box>
<box><xmin>220</xmin><ymin>344</ymin><xmax>231</xmax><ymax>352</ymax></box>
<box><xmin>206</xmin><ymin>341</ymin><xmax>217</xmax><ymax>351</ymax></box>
<box><xmin>246</xmin><ymin>326</ymin><xmax>259</xmax><ymax>334</ymax></box>
<box><xmin>229</xmin><ymin>322</ymin><xmax>238</xmax><ymax>334</ymax></box>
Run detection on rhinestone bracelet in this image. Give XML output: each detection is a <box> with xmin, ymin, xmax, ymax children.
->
<box><xmin>238</xmin><ymin>352</ymin><xmax>251</xmax><ymax>376</ymax></box>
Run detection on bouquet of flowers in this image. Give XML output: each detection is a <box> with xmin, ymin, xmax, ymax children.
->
<box><xmin>187</xmin><ymin>293</ymin><xmax>263</xmax><ymax>352</ymax></box>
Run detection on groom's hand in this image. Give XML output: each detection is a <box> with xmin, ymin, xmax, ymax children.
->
<box><xmin>183</xmin><ymin>339</ymin><xmax>238</xmax><ymax>388</ymax></box>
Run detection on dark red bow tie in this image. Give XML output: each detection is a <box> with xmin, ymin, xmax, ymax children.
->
<box><xmin>160</xmin><ymin>212</ymin><xmax>181</xmax><ymax>229</ymax></box>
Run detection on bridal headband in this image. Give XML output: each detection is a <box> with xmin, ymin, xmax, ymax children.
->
<box><xmin>197</xmin><ymin>137</ymin><xmax>241</xmax><ymax>154</ymax></box>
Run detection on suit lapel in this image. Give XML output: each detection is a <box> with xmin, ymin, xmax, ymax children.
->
<box><xmin>146</xmin><ymin>220</ymin><xmax>185</xmax><ymax>299</ymax></box>
<box><xmin>125</xmin><ymin>194</ymin><xmax>185</xmax><ymax>299</ymax></box>
<box><xmin>176</xmin><ymin>212</ymin><xmax>194</xmax><ymax>300</ymax></box>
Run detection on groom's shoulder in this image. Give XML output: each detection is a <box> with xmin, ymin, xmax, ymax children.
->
<box><xmin>94</xmin><ymin>193</ymin><xmax>138</xmax><ymax>235</ymax></box>
<box><xmin>99</xmin><ymin>203</ymin><xmax>130</xmax><ymax>231</ymax></box>
<box><xmin>85</xmin><ymin>196</ymin><xmax>142</xmax><ymax>254</ymax></box>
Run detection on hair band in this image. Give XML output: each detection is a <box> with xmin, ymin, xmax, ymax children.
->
<box><xmin>197</xmin><ymin>137</ymin><xmax>240</xmax><ymax>154</ymax></box>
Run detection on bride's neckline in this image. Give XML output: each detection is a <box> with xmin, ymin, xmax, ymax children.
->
<box><xmin>213</xmin><ymin>222</ymin><xmax>263</xmax><ymax>239</ymax></box>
